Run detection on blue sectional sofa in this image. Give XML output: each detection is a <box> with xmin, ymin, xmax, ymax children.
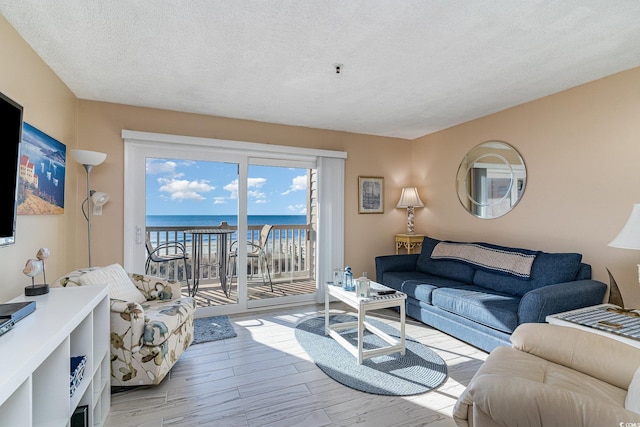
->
<box><xmin>375</xmin><ymin>236</ymin><xmax>607</xmax><ymax>352</ymax></box>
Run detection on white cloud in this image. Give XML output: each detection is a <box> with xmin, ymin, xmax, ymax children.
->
<box><xmin>287</xmin><ymin>204</ymin><xmax>307</xmax><ymax>214</ymax></box>
<box><xmin>249</xmin><ymin>177</ymin><xmax>267</xmax><ymax>188</ymax></box>
<box><xmin>147</xmin><ymin>160</ymin><xmax>177</xmax><ymax>175</ymax></box>
<box><xmin>223</xmin><ymin>180</ymin><xmax>238</xmax><ymax>199</ymax></box>
<box><xmin>248</xmin><ymin>189</ymin><xmax>266</xmax><ymax>200</ymax></box>
<box><xmin>282</xmin><ymin>175</ymin><xmax>307</xmax><ymax>195</ymax></box>
<box><xmin>225</xmin><ymin>177</ymin><xmax>267</xmax><ymax>202</ymax></box>
<box><xmin>158</xmin><ymin>177</ymin><xmax>214</xmax><ymax>201</ymax></box>
<box><xmin>213</xmin><ymin>197</ymin><xmax>226</xmax><ymax>205</ymax></box>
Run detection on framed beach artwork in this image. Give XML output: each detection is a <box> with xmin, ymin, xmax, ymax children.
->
<box><xmin>17</xmin><ymin>122</ymin><xmax>66</xmax><ymax>215</ymax></box>
<box><xmin>358</xmin><ymin>176</ymin><xmax>384</xmax><ymax>214</ymax></box>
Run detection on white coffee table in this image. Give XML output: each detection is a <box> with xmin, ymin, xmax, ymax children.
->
<box><xmin>325</xmin><ymin>281</ymin><xmax>406</xmax><ymax>364</ymax></box>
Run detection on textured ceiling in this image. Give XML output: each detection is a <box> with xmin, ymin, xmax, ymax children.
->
<box><xmin>2</xmin><ymin>1</ymin><xmax>640</xmax><ymax>139</ymax></box>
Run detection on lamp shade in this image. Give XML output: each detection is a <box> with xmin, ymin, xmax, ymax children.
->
<box><xmin>609</xmin><ymin>204</ymin><xmax>640</xmax><ymax>250</ymax></box>
<box><xmin>91</xmin><ymin>191</ymin><xmax>110</xmax><ymax>207</ymax></box>
<box><xmin>91</xmin><ymin>191</ymin><xmax>110</xmax><ymax>216</ymax></box>
<box><xmin>396</xmin><ymin>187</ymin><xmax>424</xmax><ymax>208</ymax></box>
<box><xmin>71</xmin><ymin>149</ymin><xmax>106</xmax><ymax>166</ymax></box>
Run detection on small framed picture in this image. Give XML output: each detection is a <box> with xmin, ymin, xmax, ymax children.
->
<box><xmin>358</xmin><ymin>176</ymin><xmax>384</xmax><ymax>214</ymax></box>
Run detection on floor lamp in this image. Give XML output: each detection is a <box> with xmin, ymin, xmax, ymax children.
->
<box><xmin>71</xmin><ymin>149</ymin><xmax>107</xmax><ymax>267</ymax></box>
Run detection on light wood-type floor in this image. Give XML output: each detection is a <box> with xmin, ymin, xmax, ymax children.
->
<box><xmin>105</xmin><ymin>303</ymin><xmax>488</xmax><ymax>427</ymax></box>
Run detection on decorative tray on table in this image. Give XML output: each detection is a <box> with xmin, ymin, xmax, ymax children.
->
<box><xmin>553</xmin><ymin>306</ymin><xmax>640</xmax><ymax>341</ymax></box>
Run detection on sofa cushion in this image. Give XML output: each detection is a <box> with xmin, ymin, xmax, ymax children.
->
<box><xmin>381</xmin><ymin>271</ymin><xmax>431</xmax><ymax>292</ymax></box>
<box><xmin>142</xmin><ymin>297</ymin><xmax>196</xmax><ymax>346</ymax></box>
<box><xmin>400</xmin><ymin>275</ymin><xmax>471</xmax><ymax>304</ymax></box>
<box><xmin>473</xmin><ymin>252</ymin><xmax>583</xmax><ymax>296</ymax></box>
<box><xmin>431</xmin><ymin>287</ymin><xmax>520</xmax><ymax>333</ymax></box>
<box><xmin>416</xmin><ymin>237</ymin><xmax>476</xmax><ymax>284</ymax></box>
<box><xmin>80</xmin><ymin>263</ymin><xmax>147</xmax><ymax>304</ymax></box>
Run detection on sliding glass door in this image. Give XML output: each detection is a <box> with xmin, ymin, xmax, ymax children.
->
<box><xmin>122</xmin><ymin>132</ymin><xmax>343</xmax><ymax>316</ymax></box>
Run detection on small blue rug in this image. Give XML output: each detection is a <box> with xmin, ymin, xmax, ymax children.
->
<box><xmin>192</xmin><ymin>315</ymin><xmax>237</xmax><ymax>344</ymax></box>
<box><xmin>295</xmin><ymin>314</ymin><xmax>448</xmax><ymax>395</ymax></box>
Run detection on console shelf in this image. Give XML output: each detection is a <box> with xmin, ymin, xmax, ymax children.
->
<box><xmin>0</xmin><ymin>285</ymin><xmax>110</xmax><ymax>426</ymax></box>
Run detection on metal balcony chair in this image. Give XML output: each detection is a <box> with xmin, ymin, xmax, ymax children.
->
<box><xmin>145</xmin><ymin>233</ymin><xmax>191</xmax><ymax>295</ymax></box>
<box><xmin>227</xmin><ymin>224</ymin><xmax>273</xmax><ymax>292</ymax></box>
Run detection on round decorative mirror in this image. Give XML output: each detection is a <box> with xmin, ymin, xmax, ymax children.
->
<box><xmin>456</xmin><ymin>141</ymin><xmax>527</xmax><ymax>219</ymax></box>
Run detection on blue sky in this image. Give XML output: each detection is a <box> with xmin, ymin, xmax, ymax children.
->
<box><xmin>145</xmin><ymin>158</ymin><xmax>308</xmax><ymax>216</ymax></box>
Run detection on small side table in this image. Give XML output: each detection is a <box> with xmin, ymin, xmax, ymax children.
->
<box><xmin>395</xmin><ymin>233</ymin><xmax>425</xmax><ymax>254</ymax></box>
<box><xmin>546</xmin><ymin>304</ymin><xmax>640</xmax><ymax>349</ymax></box>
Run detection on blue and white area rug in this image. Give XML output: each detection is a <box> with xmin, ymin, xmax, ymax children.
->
<box><xmin>192</xmin><ymin>315</ymin><xmax>237</xmax><ymax>344</ymax></box>
<box><xmin>295</xmin><ymin>314</ymin><xmax>448</xmax><ymax>396</ymax></box>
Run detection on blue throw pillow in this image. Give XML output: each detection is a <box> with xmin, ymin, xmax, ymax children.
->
<box><xmin>529</xmin><ymin>252</ymin><xmax>583</xmax><ymax>286</ymax></box>
<box><xmin>473</xmin><ymin>251</ymin><xmax>583</xmax><ymax>296</ymax></box>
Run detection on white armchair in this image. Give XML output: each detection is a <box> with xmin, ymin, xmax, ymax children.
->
<box><xmin>54</xmin><ymin>264</ymin><xmax>195</xmax><ymax>386</ymax></box>
<box><xmin>453</xmin><ymin>323</ymin><xmax>640</xmax><ymax>426</ymax></box>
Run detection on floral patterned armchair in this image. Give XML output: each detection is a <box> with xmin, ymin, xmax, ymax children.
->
<box><xmin>53</xmin><ymin>264</ymin><xmax>195</xmax><ymax>386</ymax></box>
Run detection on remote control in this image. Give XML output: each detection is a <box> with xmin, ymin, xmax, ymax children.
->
<box><xmin>377</xmin><ymin>290</ymin><xmax>396</xmax><ymax>295</ymax></box>
<box><xmin>598</xmin><ymin>320</ymin><xmax>622</xmax><ymax>329</ymax></box>
<box><xmin>0</xmin><ymin>318</ymin><xmax>14</xmax><ymax>336</ymax></box>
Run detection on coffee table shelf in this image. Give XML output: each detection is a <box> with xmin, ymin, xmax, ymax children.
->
<box><xmin>325</xmin><ymin>281</ymin><xmax>406</xmax><ymax>364</ymax></box>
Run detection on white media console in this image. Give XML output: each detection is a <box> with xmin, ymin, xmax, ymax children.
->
<box><xmin>0</xmin><ymin>285</ymin><xmax>110</xmax><ymax>426</ymax></box>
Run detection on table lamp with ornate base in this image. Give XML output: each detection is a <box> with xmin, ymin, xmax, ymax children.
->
<box><xmin>396</xmin><ymin>187</ymin><xmax>424</xmax><ymax>234</ymax></box>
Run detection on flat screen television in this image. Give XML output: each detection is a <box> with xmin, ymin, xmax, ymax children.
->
<box><xmin>0</xmin><ymin>91</ymin><xmax>23</xmax><ymax>247</ymax></box>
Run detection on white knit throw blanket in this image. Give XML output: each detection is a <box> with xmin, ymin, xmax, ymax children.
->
<box><xmin>431</xmin><ymin>242</ymin><xmax>536</xmax><ymax>278</ymax></box>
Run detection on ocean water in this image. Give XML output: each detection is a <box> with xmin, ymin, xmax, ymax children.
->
<box><xmin>146</xmin><ymin>214</ymin><xmax>306</xmax><ymax>227</ymax></box>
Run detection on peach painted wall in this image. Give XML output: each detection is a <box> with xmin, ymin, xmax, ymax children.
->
<box><xmin>76</xmin><ymin>100</ymin><xmax>412</xmax><ymax>278</ymax></box>
<box><xmin>412</xmin><ymin>67</ymin><xmax>640</xmax><ymax>308</ymax></box>
<box><xmin>0</xmin><ymin>16</ymin><xmax>78</xmax><ymax>302</ymax></box>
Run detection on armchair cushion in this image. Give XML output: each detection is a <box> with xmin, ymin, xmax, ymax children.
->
<box><xmin>626</xmin><ymin>367</ymin><xmax>640</xmax><ymax>414</ymax></box>
<box><xmin>80</xmin><ymin>263</ymin><xmax>146</xmax><ymax>304</ymax></box>
<box><xmin>129</xmin><ymin>272</ymin><xmax>180</xmax><ymax>301</ymax></box>
<box><xmin>142</xmin><ymin>297</ymin><xmax>195</xmax><ymax>346</ymax></box>
<box><xmin>512</xmin><ymin>323</ymin><xmax>640</xmax><ymax>389</ymax></box>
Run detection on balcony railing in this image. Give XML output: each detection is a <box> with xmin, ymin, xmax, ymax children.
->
<box><xmin>145</xmin><ymin>224</ymin><xmax>313</xmax><ymax>287</ymax></box>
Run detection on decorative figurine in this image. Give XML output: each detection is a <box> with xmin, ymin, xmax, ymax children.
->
<box><xmin>24</xmin><ymin>247</ymin><xmax>51</xmax><ymax>296</ymax></box>
<box><xmin>37</xmin><ymin>247</ymin><xmax>50</xmax><ymax>285</ymax></box>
